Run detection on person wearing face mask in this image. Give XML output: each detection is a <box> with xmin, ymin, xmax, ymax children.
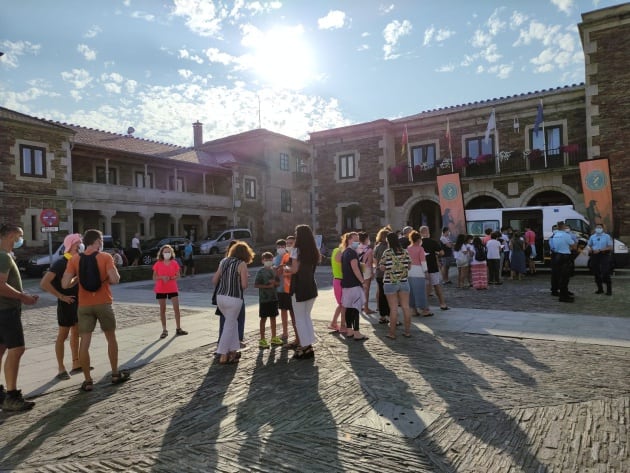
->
<box><xmin>0</xmin><ymin>224</ymin><xmax>39</xmax><ymax>411</ymax></box>
<box><xmin>587</xmin><ymin>224</ymin><xmax>614</xmax><ymax>295</ymax></box>
<box><xmin>62</xmin><ymin>229</ymin><xmax>129</xmax><ymax>391</ymax></box>
<box><xmin>277</xmin><ymin>236</ymin><xmax>299</xmax><ymax>348</ymax></box>
<box><xmin>254</xmin><ymin>252</ymin><xmax>281</xmax><ymax>348</ymax></box>
<box><xmin>548</xmin><ymin>221</ymin><xmax>577</xmax><ymax>302</ymax></box>
<box><xmin>40</xmin><ymin>233</ymin><xmax>83</xmax><ymax>380</ymax></box>
<box><xmin>341</xmin><ymin>232</ymin><xmax>369</xmax><ymax>341</ymax></box>
<box><xmin>153</xmin><ymin>244</ymin><xmax>187</xmax><ymax>340</ymax></box>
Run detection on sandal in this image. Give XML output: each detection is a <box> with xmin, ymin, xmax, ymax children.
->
<box><xmin>327</xmin><ymin>323</ymin><xmax>339</xmax><ymax>332</ymax></box>
<box><xmin>175</xmin><ymin>328</ymin><xmax>188</xmax><ymax>336</ymax></box>
<box><xmin>80</xmin><ymin>380</ymin><xmax>93</xmax><ymax>392</ymax></box>
<box><xmin>421</xmin><ymin>312</ymin><xmax>435</xmax><ymax>317</ymax></box>
<box><xmin>56</xmin><ymin>371</ymin><xmax>71</xmax><ymax>380</ymax></box>
<box><xmin>293</xmin><ymin>346</ymin><xmax>314</xmax><ymax>359</ymax></box>
<box><xmin>284</xmin><ymin>341</ymin><xmax>299</xmax><ymax>350</ymax></box>
<box><xmin>402</xmin><ymin>333</ymin><xmax>412</xmax><ymax>338</ymax></box>
<box><xmin>111</xmin><ymin>370</ymin><xmax>131</xmax><ymax>384</ymax></box>
<box><xmin>378</xmin><ymin>317</ymin><xmax>389</xmax><ymax>324</ymax></box>
<box><xmin>385</xmin><ymin>334</ymin><xmax>396</xmax><ymax>340</ymax></box>
<box><xmin>160</xmin><ymin>330</ymin><xmax>168</xmax><ymax>339</ymax></box>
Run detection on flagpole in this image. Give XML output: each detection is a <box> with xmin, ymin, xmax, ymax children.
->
<box><xmin>406</xmin><ymin>127</ymin><xmax>413</xmax><ymax>182</ymax></box>
<box><xmin>541</xmin><ymin>99</ymin><xmax>547</xmax><ymax>168</ymax></box>
<box><xmin>447</xmin><ymin>118</ymin><xmax>454</xmax><ymax>173</ymax></box>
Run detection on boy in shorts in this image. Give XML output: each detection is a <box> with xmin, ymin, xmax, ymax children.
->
<box><xmin>255</xmin><ymin>252</ymin><xmax>281</xmax><ymax>348</ymax></box>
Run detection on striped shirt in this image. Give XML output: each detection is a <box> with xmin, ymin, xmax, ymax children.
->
<box><xmin>216</xmin><ymin>257</ymin><xmax>244</xmax><ymax>299</ymax></box>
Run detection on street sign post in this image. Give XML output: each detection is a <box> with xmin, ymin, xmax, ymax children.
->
<box><xmin>40</xmin><ymin>209</ymin><xmax>59</xmax><ymax>268</ymax></box>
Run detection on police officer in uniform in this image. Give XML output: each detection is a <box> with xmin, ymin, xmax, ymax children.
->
<box><xmin>587</xmin><ymin>224</ymin><xmax>614</xmax><ymax>295</ymax></box>
<box><xmin>549</xmin><ymin>221</ymin><xmax>577</xmax><ymax>303</ymax></box>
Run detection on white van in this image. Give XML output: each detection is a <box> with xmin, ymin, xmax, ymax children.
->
<box><xmin>199</xmin><ymin>228</ymin><xmax>253</xmax><ymax>255</ymax></box>
<box><xmin>465</xmin><ymin>205</ymin><xmax>628</xmax><ymax>268</ymax></box>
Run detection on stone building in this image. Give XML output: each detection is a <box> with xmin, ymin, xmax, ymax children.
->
<box><xmin>310</xmin><ymin>3</ymin><xmax>630</xmax><ymax>246</ymax></box>
<box><xmin>1</xmin><ymin>108</ymin><xmax>312</xmax><ymax>250</ymax></box>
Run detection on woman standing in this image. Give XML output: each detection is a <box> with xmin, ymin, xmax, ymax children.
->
<box><xmin>470</xmin><ymin>237</ymin><xmax>488</xmax><ymax>290</ymax></box>
<box><xmin>453</xmin><ymin>234</ymin><xmax>471</xmax><ymax>289</ymax></box>
<box><xmin>357</xmin><ymin>231</ymin><xmax>375</xmax><ymax>315</ymax></box>
<box><xmin>212</xmin><ymin>241</ymin><xmax>254</xmax><ymax>364</ymax></box>
<box><xmin>380</xmin><ymin>232</ymin><xmax>412</xmax><ymax>339</ymax></box>
<box><xmin>341</xmin><ymin>232</ymin><xmax>369</xmax><ymax>341</ymax></box>
<box><xmin>373</xmin><ymin>226</ymin><xmax>391</xmax><ymax>325</ymax></box>
<box><xmin>406</xmin><ymin>230</ymin><xmax>431</xmax><ymax>316</ymax></box>
<box><xmin>153</xmin><ymin>245</ymin><xmax>188</xmax><ymax>339</ymax></box>
<box><xmin>328</xmin><ymin>234</ymin><xmax>345</xmax><ymax>333</ymax></box>
<box><xmin>288</xmin><ymin>224</ymin><xmax>320</xmax><ymax>359</ymax></box>
<box><xmin>509</xmin><ymin>231</ymin><xmax>527</xmax><ymax>280</ymax></box>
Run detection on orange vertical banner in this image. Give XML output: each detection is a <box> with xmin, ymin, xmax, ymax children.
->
<box><xmin>437</xmin><ymin>173</ymin><xmax>466</xmax><ymax>237</ymax></box>
<box><xmin>580</xmin><ymin>159</ymin><xmax>613</xmax><ymax>233</ymax></box>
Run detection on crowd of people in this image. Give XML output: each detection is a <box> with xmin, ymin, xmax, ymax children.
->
<box><xmin>0</xmin><ymin>219</ymin><xmax>616</xmax><ymax>413</ymax></box>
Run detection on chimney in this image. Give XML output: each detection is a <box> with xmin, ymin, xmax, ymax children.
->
<box><xmin>193</xmin><ymin>121</ymin><xmax>203</xmax><ymax>148</ymax></box>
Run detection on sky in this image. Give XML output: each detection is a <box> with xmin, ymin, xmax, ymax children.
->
<box><xmin>0</xmin><ymin>0</ymin><xmax>623</xmax><ymax>147</ymax></box>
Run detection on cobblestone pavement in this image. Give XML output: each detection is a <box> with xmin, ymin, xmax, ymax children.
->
<box><xmin>2</xmin><ymin>269</ymin><xmax>628</xmax><ymax>472</ymax></box>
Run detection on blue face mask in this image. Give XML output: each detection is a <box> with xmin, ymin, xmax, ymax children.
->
<box><xmin>595</xmin><ymin>227</ymin><xmax>603</xmax><ymax>234</ymax></box>
<box><xmin>13</xmin><ymin>237</ymin><xmax>24</xmax><ymax>249</ymax></box>
<box><xmin>351</xmin><ymin>241</ymin><xmax>360</xmax><ymax>250</ymax></box>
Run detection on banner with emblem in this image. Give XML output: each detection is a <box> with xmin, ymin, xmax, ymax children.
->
<box><xmin>579</xmin><ymin>158</ymin><xmax>613</xmax><ymax>233</ymax></box>
<box><xmin>437</xmin><ymin>173</ymin><xmax>466</xmax><ymax>237</ymax></box>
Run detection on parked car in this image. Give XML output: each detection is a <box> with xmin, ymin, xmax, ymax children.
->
<box><xmin>199</xmin><ymin>228</ymin><xmax>253</xmax><ymax>255</ymax></box>
<box><xmin>139</xmin><ymin>236</ymin><xmax>191</xmax><ymax>265</ymax></box>
<box><xmin>22</xmin><ymin>235</ymin><xmax>114</xmax><ymax>277</ymax></box>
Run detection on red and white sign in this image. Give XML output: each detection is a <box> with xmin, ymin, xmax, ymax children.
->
<box><xmin>40</xmin><ymin>208</ymin><xmax>59</xmax><ymax>227</ymax></box>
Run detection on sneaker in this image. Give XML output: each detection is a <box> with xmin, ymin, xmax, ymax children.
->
<box><xmin>270</xmin><ymin>336</ymin><xmax>284</xmax><ymax>346</ymax></box>
<box><xmin>259</xmin><ymin>338</ymin><xmax>270</xmax><ymax>349</ymax></box>
<box><xmin>2</xmin><ymin>390</ymin><xmax>35</xmax><ymax>412</ymax></box>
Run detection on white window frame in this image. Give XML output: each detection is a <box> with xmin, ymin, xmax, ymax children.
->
<box><xmin>335</xmin><ymin>151</ymin><xmax>359</xmax><ymax>182</ymax></box>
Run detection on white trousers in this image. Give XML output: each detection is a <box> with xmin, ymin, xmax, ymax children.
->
<box><xmin>216</xmin><ymin>295</ymin><xmax>242</xmax><ymax>355</ymax></box>
<box><xmin>291</xmin><ymin>296</ymin><xmax>317</xmax><ymax>347</ymax></box>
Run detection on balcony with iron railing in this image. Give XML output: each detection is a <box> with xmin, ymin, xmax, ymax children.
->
<box><xmin>389</xmin><ymin>145</ymin><xmax>587</xmax><ymax>184</ymax></box>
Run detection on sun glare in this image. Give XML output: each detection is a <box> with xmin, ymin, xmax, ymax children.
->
<box><xmin>249</xmin><ymin>26</ymin><xmax>315</xmax><ymax>90</ymax></box>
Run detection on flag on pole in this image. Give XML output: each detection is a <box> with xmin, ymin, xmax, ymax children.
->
<box><xmin>446</xmin><ymin>118</ymin><xmax>452</xmax><ymax>154</ymax></box>
<box><xmin>534</xmin><ymin>100</ymin><xmax>544</xmax><ymax>137</ymax></box>
<box><xmin>484</xmin><ymin>109</ymin><xmax>496</xmax><ymax>144</ymax></box>
<box><xmin>401</xmin><ymin>125</ymin><xmax>408</xmax><ymax>158</ymax></box>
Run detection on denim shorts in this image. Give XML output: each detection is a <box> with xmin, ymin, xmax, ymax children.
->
<box><xmin>383</xmin><ymin>281</ymin><xmax>410</xmax><ymax>294</ymax></box>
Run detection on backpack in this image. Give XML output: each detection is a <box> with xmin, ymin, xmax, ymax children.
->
<box><xmin>79</xmin><ymin>252</ymin><xmax>103</xmax><ymax>292</ymax></box>
<box><xmin>474</xmin><ymin>246</ymin><xmax>487</xmax><ymax>262</ymax></box>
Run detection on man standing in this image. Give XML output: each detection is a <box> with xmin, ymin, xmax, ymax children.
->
<box><xmin>183</xmin><ymin>239</ymin><xmax>195</xmax><ymax>277</ymax></box>
<box><xmin>0</xmin><ymin>224</ymin><xmax>39</xmax><ymax>411</ymax></box>
<box><xmin>398</xmin><ymin>226</ymin><xmax>412</xmax><ymax>249</ymax></box>
<box><xmin>549</xmin><ymin>222</ymin><xmax>577</xmax><ymax>303</ymax></box>
<box><xmin>40</xmin><ymin>233</ymin><xmax>82</xmax><ymax>379</ymax></box>
<box><xmin>587</xmin><ymin>224</ymin><xmax>614</xmax><ymax>295</ymax></box>
<box><xmin>130</xmin><ymin>232</ymin><xmax>141</xmax><ymax>266</ymax></box>
<box><xmin>419</xmin><ymin>226</ymin><xmax>449</xmax><ymax>311</ymax></box>
<box><xmin>439</xmin><ymin>227</ymin><xmax>454</xmax><ymax>285</ymax></box>
<box><xmin>62</xmin><ymin>229</ymin><xmax>130</xmax><ymax>391</ymax></box>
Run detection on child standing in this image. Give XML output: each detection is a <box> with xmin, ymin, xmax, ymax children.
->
<box><xmin>255</xmin><ymin>252</ymin><xmax>282</xmax><ymax>348</ymax></box>
<box><xmin>153</xmin><ymin>244</ymin><xmax>188</xmax><ymax>339</ymax></box>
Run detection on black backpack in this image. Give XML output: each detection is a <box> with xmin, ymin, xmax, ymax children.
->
<box><xmin>474</xmin><ymin>246</ymin><xmax>487</xmax><ymax>262</ymax></box>
<box><xmin>79</xmin><ymin>252</ymin><xmax>103</xmax><ymax>292</ymax></box>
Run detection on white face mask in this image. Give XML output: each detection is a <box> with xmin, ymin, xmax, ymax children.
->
<box><xmin>276</xmin><ymin>248</ymin><xmax>286</xmax><ymax>256</ymax></box>
<box><xmin>78</xmin><ymin>243</ymin><xmax>85</xmax><ymax>254</ymax></box>
<box><xmin>163</xmin><ymin>252</ymin><xmax>172</xmax><ymax>260</ymax></box>
<box><xmin>263</xmin><ymin>260</ymin><xmax>273</xmax><ymax>268</ymax></box>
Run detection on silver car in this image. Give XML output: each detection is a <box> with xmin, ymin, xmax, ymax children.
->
<box><xmin>199</xmin><ymin>228</ymin><xmax>253</xmax><ymax>255</ymax></box>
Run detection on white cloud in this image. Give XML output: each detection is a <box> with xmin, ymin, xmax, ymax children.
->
<box><xmin>84</xmin><ymin>25</ymin><xmax>102</xmax><ymax>38</ymax></box>
<box><xmin>487</xmin><ymin>9</ymin><xmax>506</xmax><ymax>36</ymax></box>
<box><xmin>382</xmin><ymin>19</ymin><xmax>412</xmax><ymax>60</ymax></box>
<box><xmin>171</xmin><ymin>0</ymin><xmax>228</xmax><ymax>37</ymax></box>
<box><xmin>70</xmin><ymin>90</ymin><xmax>82</xmax><ymax>102</ymax></box>
<box><xmin>357</xmin><ymin>44</ymin><xmax>369</xmax><ymax>51</ymax></box>
<box><xmin>60</xmin><ymin>69</ymin><xmax>93</xmax><ymax>89</ymax></box>
<box><xmin>424</xmin><ymin>25</ymin><xmax>455</xmax><ymax>45</ymax></box>
<box><xmin>487</xmin><ymin>64</ymin><xmax>513</xmax><ymax>79</ymax></box>
<box><xmin>179</xmin><ymin>69</ymin><xmax>193</xmax><ymax>79</ymax></box>
<box><xmin>0</xmin><ymin>40</ymin><xmax>41</xmax><ymax>68</ymax></box>
<box><xmin>515</xmin><ymin>20</ymin><xmax>582</xmax><ymax>73</ymax></box>
<box><xmin>101</xmin><ymin>72</ymin><xmax>123</xmax><ymax>83</ymax></box>
<box><xmin>104</xmin><ymin>82</ymin><xmax>122</xmax><ymax>94</ymax></box>
<box><xmin>178</xmin><ymin>49</ymin><xmax>205</xmax><ymax>64</ymax></box>
<box><xmin>510</xmin><ymin>11</ymin><xmax>528</xmax><ymax>29</ymax></box>
<box><xmin>379</xmin><ymin>4</ymin><xmax>395</xmax><ymax>14</ymax></box>
<box><xmin>551</xmin><ymin>0</ymin><xmax>575</xmax><ymax>15</ymax></box>
<box><xmin>436</xmin><ymin>64</ymin><xmax>455</xmax><ymax>72</ymax></box>
<box><xmin>131</xmin><ymin>11</ymin><xmax>155</xmax><ymax>22</ymax></box>
<box><xmin>77</xmin><ymin>44</ymin><xmax>97</xmax><ymax>61</ymax></box>
<box><xmin>481</xmin><ymin>43</ymin><xmax>502</xmax><ymax>63</ymax></box>
<box><xmin>318</xmin><ymin>10</ymin><xmax>347</xmax><ymax>30</ymax></box>
<box><xmin>125</xmin><ymin>80</ymin><xmax>138</xmax><ymax>94</ymax></box>
<box><xmin>205</xmin><ymin>47</ymin><xmax>236</xmax><ymax>65</ymax></box>
<box><xmin>471</xmin><ymin>29</ymin><xmax>492</xmax><ymax>48</ymax></box>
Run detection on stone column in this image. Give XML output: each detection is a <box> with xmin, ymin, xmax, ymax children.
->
<box><xmin>101</xmin><ymin>210</ymin><xmax>116</xmax><ymax>236</ymax></box>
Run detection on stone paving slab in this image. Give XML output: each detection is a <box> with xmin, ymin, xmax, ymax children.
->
<box><xmin>1</xmin><ymin>320</ymin><xmax>629</xmax><ymax>472</ymax></box>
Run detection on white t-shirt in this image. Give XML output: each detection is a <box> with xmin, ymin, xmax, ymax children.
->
<box><xmin>132</xmin><ymin>237</ymin><xmax>140</xmax><ymax>249</ymax></box>
<box><xmin>486</xmin><ymin>239</ymin><xmax>502</xmax><ymax>259</ymax></box>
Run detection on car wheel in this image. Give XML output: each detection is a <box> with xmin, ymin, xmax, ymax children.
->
<box><xmin>142</xmin><ymin>255</ymin><xmax>153</xmax><ymax>265</ymax></box>
<box><xmin>210</xmin><ymin>247</ymin><xmax>219</xmax><ymax>255</ymax></box>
